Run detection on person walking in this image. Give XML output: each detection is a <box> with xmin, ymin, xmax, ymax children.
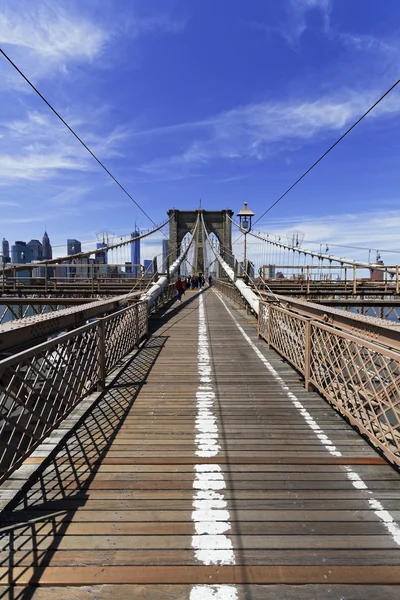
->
<box><xmin>175</xmin><ymin>277</ymin><xmax>185</xmax><ymax>303</ymax></box>
<box><xmin>208</xmin><ymin>275</ymin><xmax>212</xmax><ymax>286</ymax></box>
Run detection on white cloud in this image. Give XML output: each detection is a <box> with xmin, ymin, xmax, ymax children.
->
<box><xmin>0</xmin><ymin>109</ymin><xmax>128</xmax><ymax>183</ymax></box>
<box><xmin>49</xmin><ymin>186</ymin><xmax>93</xmax><ymax>206</ymax></box>
<box><xmin>136</xmin><ymin>88</ymin><xmax>400</xmax><ymax>179</ymax></box>
<box><xmin>252</xmin><ymin>209</ymin><xmax>400</xmax><ymax>264</ymax></box>
<box><xmin>287</xmin><ymin>0</ymin><xmax>331</xmax><ymax>42</ymax></box>
<box><xmin>0</xmin><ymin>1</ymin><xmax>187</xmax><ymax>87</ymax></box>
<box><xmin>0</xmin><ymin>3</ymin><xmax>106</xmax><ymax>61</ymax></box>
<box><xmin>254</xmin><ymin>0</ymin><xmax>331</xmax><ymax>45</ymax></box>
<box><xmin>0</xmin><ymin>1</ymin><xmax>109</xmax><ymax>85</ymax></box>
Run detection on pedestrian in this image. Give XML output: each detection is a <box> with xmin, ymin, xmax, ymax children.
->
<box><xmin>175</xmin><ymin>277</ymin><xmax>185</xmax><ymax>302</ymax></box>
<box><xmin>208</xmin><ymin>275</ymin><xmax>212</xmax><ymax>286</ymax></box>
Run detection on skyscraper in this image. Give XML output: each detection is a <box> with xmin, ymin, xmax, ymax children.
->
<box><xmin>11</xmin><ymin>241</ymin><xmax>27</xmax><ymax>263</ymax></box>
<box><xmin>131</xmin><ymin>229</ymin><xmax>140</xmax><ymax>277</ymax></box>
<box><xmin>143</xmin><ymin>259</ymin><xmax>153</xmax><ymax>277</ymax></box>
<box><xmin>42</xmin><ymin>231</ymin><xmax>52</xmax><ymax>260</ymax></box>
<box><xmin>162</xmin><ymin>239</ymin><xmax>169</xmax><ymax>273</ymax></box>
<box><xmin>27</xmin><ymin>239</ymin><xmax>43</xmax><ymax>262</ymax></box>
<box><xmin>96</xmin><ymin>242</ymin><xmax>107</xmax><ymax>264</ymax></box>
<box><xmin>67</xmin><ymin>239</ymin><xmax>81</xmax><ymax>255</ymax></box>
<box><xmin>1</xmin><ymin>238</ymin><xmax>10</xmax><ymax>263</ymax></box>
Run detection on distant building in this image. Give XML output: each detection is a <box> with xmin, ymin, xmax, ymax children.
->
<box><xmin>27</xmin><ymin>239</ymin><xmax>43</xmax><ymax>262</ymax></box>
<box><xmin>11</xmin><ymin>241</ymin><xmax>29</xmax><ymax>281</ymax></box>
<box><xmin>131</xmin><ymin>229</ymin><xmax>140</xmax><ymax>277</ymax></box>
<box><xmin>263</xmin><ymin>264</ymin><xmax>276</xmax><ymax>279</ymax></box>
<box><xmin>162</xmin><ymin>239</ymin><xmax>169</xmax><ymax>273</ymax></box>
<box><xmin>11</xmin><ymin>241</ymin><xmax>27</xmax><ymax>263</ymax></box>
<box><xmin>42</xmin><ymin>231</ymin><xmax>52</xmax><ymax>260</ymax></box>
<box><xmin>1</xmin><ymin>238</ymin><xmax>10</xmax><ymax>263</ymax></box>
<box><xmin>247</xmin><ymin>261</ymin><xmax>255</xmax><ymax>279</ymax></box>
<box><xmin>238</xmin><ymin>261</ymin><xmax>255</xmax><ymax>278</ymax></box>
<box><xmin>143</xmin><ymin>259</ymin><xmax>153</xmax><ymax>277</ymax></box>
<box><xmin>96</xmin><ymin>242</ymin><xmax>107</xmax><ymax>265</ymax></box>
<box><xmin>67</xmin><ymin>239</ymin><xmax>81</xmax><ymax>256</ymax></box>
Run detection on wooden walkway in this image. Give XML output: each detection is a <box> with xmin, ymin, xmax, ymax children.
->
<box><xmin>1</xmin><ymin>288</ymin><xmax>400</xmax><ymax>599</ymax></box>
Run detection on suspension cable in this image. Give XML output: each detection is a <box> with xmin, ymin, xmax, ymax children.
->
<box><xmin>0</xmin><ymin>48</ymin><xmax>161</xmax><ymax>229</ymax></box>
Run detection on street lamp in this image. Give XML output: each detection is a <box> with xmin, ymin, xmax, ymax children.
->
<box><xmin>237</xmin><ymin>202</ymin><xmax>254</xmax><ymax>280</ymax></box>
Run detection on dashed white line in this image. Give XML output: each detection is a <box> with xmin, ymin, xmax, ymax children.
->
<box><xmin>214</xmin><ymin>289</ymin><xmax>400</xmax><ymax>547</ymax></box>
<box><xmin>191</xmin><ymin>292</ymin><xmax>237</xmax><ymax>587</ymax></box>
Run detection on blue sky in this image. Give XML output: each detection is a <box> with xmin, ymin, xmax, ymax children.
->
<box><xmin>1</xmin><ymin>0</ymin><xmax>400</xmax><ymax>262</ymax></box>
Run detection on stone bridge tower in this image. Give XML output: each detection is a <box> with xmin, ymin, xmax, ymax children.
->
<box><xmin>167</xmin><ymin>208</ymin><xmax>234</xmax><ymax>274</ymax></box>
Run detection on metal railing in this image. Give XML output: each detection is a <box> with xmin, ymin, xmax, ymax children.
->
<box><xmin>148</xmin><ymin>282</ymin><xmax>176</xmax><ymax>314</ymax></box>
<box><xmin>213</xmin><ymin>279</ymin><xmax>248</xmax><ymax>309</ymax></box>
<box><xmin>258</xmin><ymin>301</ymin><xmax>400</xmax><ymax>468</ymax></box>
<box><xmin>0</xmin><ymin>300</ymin><xmax>148</xmax><ymax>483</ymax></box>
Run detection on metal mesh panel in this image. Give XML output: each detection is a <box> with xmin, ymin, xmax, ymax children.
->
<box><xmin>269</xmin><ymin>306</ymin><xmax>307</xmax><ymax>373</ymax></box>
<box><xmin>343</xmin><ymin>305</ymin><xmax>400</xmax><ymax>322</ymax></box>
<box><xmin>137</xmin><ymin>300</ymin><xmax>148</xmax><ymax>339</ymax></box>
<box><xmin>104</xmin><ymin>305</ymin><xmax>139</xmax><ymax>371</ymax></box>
<box><xmin>258</xmin><ymin>302</ymin><xmax>269</xmax><ymax>341</ymax></box>
<box><xmin>0</xmin><ymin>324</ymin><xmax>99</xmax><ymax>479</ymax></box>
<box><xmin>0</xmin><ymin>300</ymin><xmax>150</xmax><ymax>483</ymax></box>
<box><xmin>310</xmin><ymin>323</ymin><xmax>400</xmax><ymax>463</ymax></box>
<box><xmin>214</xmin><ymin>280</ymin><xmax>247</xmax><ymax>308</ymax></box>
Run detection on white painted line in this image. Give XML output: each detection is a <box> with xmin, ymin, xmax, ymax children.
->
<box><xmin>214</xmin><ymin>289</ymin><xmax>400</xmax><ymax>547</ymax></box>
<box><xmin>191</xmin><ymin>292</ymin><xmax>237</xmax><ymax>573</ymax></box>
<box><xmin>190</xmin><ymin>585</ymin><xmax>239</xmax><ymax>600</ymax></box>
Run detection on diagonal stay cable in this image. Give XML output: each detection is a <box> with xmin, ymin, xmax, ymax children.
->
<box><xmin>0</xmin><ymin>47</ymin><xmax>159</xmax><ymax>229</ymax></box>
<box><xmin>231</xmin><ymin>78</ymin><xmax>400</xmax><ymax>246</ymax></box>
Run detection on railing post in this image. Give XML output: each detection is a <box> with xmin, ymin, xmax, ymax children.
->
<box><xmin>267</xmin><ymin>305</ymin><xmax>272</xmax><ymax>348</ymax></box>
<box><xmin>134</xmin><ymin>303</ymin><xmax>140</xmax><ymax>347</ymax></box>
<box><xmin>97</xmin><ymin>319</ymin><xmax>106</xmax><ymax>391</ymax></box>
<box><xmin>353</xmin><ymin>265</ymin><xmax>357</xmax><ymax>295</ymax></box>
<box><xmin>145</xmin><ymin>303</ymin><xmax>149</xmax><ymax>339</ymax></box>
<box><xmin>304</xmin><ymin>320</ymin><xmax>312</xmax><ymax>392</ymax></box>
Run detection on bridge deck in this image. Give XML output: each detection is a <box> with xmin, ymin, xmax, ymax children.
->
<box><xmin>1</xmin><ymin>289</ymin><xmax>400</xmax><ymax>599</ymax></box>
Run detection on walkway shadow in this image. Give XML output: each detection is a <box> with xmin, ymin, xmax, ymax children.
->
<box><xmin>0</xmin><ymin>335</ymin><xmax>166</xmax><ymax>599</ymax></box>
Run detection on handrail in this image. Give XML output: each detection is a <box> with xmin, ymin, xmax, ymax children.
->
<box><xmin>257</xmin><ymin>299</ymin><xmax>400</xmax><ymax>468</ymax></box>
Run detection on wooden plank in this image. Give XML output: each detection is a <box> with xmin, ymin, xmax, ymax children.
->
<box><xmin>2</xmin><ymin>549</ymin><xmax>400</xmax><ymax>568</ymax></box>
<box><xmin>0</xmin><ymin>585</ymin><xmax>399</xmax><ymax>600</ymax></box>
<box><xmin>3</xmin><ymin>565</ymin><xmax>400</xmax><ymax>585</ymax></box>
<box><xmin>4</xmin><ymin>534</ymin><xmax>399</xmax><ymax>551</ymax></box>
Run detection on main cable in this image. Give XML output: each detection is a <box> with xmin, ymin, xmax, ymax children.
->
<box><xmin>0</xmin><ymin>48</ymin><xmax>159</xmax><ymax>229</ymax></box>
<box><xmin>252</xmin><ymin>78</ymin><xmax>400</xmax><ymax>228</ymax></box>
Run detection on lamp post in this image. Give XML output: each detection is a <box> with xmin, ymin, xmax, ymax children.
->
<box><xmin>237</xmin><ymin>202</ymin><xmax>254</xmax><ymax>281</ymax></box>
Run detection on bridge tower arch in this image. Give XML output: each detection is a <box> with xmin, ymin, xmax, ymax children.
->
<box><xmin>167</xmin><ymin>208</ymin><xmax>234</xmax><ymax>274</ymax></box>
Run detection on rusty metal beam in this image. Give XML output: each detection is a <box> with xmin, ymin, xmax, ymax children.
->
<box><xmin>0</xmin><ymin>293</ymin><xmax>142</xmax><ymax>353</ymax></box>
<box><xmin>261</xmin><ymin>292</ymin><xmax>400</xmax><ymax>348</ymax></box>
